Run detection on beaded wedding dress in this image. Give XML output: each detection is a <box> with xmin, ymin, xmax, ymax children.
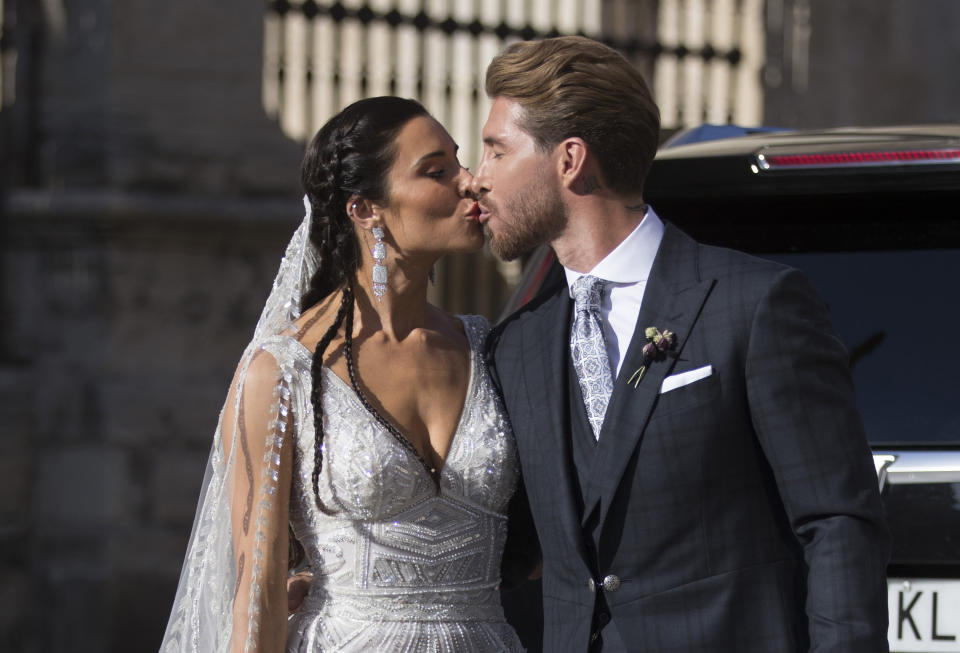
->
<box><xmin>159</xmin><ymin>200</ymin><xmax>524</xmax><ymax>653</ymax></box>
<box><xmin>282</xmin><ymin>315</ymin><xmax>521</xmax><ymax>652</ymax></box>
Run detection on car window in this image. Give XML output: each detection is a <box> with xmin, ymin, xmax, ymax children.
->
<box><xmin>764</xmin><ymin>249</ymin><xmax>960</xmax><ymax>445</ymax></box>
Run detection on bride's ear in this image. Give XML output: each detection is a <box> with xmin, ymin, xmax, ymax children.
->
<box><xmin>345</xmin><ymin>196</ymin><xmax>378</xmax><ymax>229</ymax></box>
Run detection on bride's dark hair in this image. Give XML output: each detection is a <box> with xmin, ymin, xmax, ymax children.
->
<box><xmin>298</xmin><ymin>96</ymin><xmax>428</xmax><ymax>522</ymax></box>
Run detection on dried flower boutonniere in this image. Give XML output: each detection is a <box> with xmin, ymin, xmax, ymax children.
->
<box><xmin>626</xmin><ymin>327</ymin><xmax>677</xmax><ymax>388</ymax></box>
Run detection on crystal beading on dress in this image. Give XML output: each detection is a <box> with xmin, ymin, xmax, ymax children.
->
<box><xmin>256</xmin><ymin>314</ymin><xmax>524</xmax><ymax>652</ymax></box>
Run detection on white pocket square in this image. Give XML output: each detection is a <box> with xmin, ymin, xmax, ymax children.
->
<box><xmin>660</xmin><ymin>365</ymin><xmax>714</xmax><ymax>394</ymax></box>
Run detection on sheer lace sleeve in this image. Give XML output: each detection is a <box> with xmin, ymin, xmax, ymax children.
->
<box><xmin>160</xmin><ymin>347</ymin><xmax>294</xmax><ymax>653</ymax></box>
<box><xmin>222</xmin><ymin>349</ymin><xmax>294</xmax><ymax>652</ymax></box>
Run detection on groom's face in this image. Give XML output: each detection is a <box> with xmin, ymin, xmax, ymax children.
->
<box><xmin>472</xmin><ymin>97</ymin><xmax>567</xmax><ymax>261</ymax></box>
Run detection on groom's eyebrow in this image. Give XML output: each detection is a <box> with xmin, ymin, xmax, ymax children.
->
<box><xmin>483</xmin><ymin>136</ymin><xmax>504</xmax><ymax>147</ymax></box>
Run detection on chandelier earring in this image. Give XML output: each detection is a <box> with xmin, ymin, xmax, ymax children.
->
<box><xmin>371</xmin><ymin>225</ymin><xmax>388</xmax><ymax>302</ymax></box>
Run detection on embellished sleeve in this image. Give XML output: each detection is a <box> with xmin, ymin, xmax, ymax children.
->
<box><xmin>159</xmin><ymin>347</ymin><xmax>294</xmax><ymax>653</ymax></box>
<box><xmin>221</xmin><ymin>349</ymin><xmax>294</xmax><ymax>652</ymax></box>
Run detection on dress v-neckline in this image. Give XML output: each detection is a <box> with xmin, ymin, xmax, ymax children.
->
<box><xmin>288</xmin><ymin>316</ymin><xmax>478</xmax><ymax>487</ymax></box>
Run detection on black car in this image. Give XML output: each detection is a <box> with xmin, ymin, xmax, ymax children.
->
<box><xmin>503</xmin><ymin>124</ymin><xmax>960</xmax><ymax>653</ymax></box>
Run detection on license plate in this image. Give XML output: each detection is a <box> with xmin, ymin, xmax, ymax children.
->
<box><xmin>889</xmin><ymin>578</ymin><xmax>960</xmax><ymax>652</ymax></box>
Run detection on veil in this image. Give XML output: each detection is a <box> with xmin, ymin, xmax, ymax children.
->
<box><xmin>159</xmin><ymin>197</ymin><xmax>320</xmax><ymax>653</ymax></box>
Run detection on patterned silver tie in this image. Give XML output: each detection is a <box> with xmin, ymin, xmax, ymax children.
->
<box><xmin>570</xmin><ymin>275</ymin><xmax>614</xmax><ymax>440</ymax></box>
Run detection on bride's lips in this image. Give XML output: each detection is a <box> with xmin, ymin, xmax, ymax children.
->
<box><xmin>465</xmin><ymin>200</ymin><xmax>481</xmax><ymax>222</ymax></box>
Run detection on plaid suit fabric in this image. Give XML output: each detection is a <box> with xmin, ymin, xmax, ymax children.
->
<box><xmin>488</xmin><ymin>224</ymin><xmax>890</xmax><ymax>653</ymax></box>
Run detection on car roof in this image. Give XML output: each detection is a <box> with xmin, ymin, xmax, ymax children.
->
<box><xmin>643</xmin><ymin>123</ymin><xmax>960</xmax><ymax>253</ymax></box>
<box><xmin>646</xmin><ymin>123</ymin><xmax>960</xmax><ymax>198</ymax></box>
<box><xmin>656</xmin><ymin>124</ymin><xmax>960</xmax><ymax>160</ymax></box>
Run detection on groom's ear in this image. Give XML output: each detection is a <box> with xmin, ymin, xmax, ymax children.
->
<box><xmin>556</xmin><ymin>138</ymin><xmax>594</xmax><ymax>194</ymax></box>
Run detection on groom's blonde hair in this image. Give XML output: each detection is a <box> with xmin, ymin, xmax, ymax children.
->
<box><xmin>485</xmin><ymin>36</ymin><xmax>660</xmax><ymax>197</ymax></box>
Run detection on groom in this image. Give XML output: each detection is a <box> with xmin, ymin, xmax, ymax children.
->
<box><xmin>478</xmin><ymin>37</ymin><xmax>890</xmax><ymax>652</ymax></box>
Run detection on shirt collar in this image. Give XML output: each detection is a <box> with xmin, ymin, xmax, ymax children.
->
<box><xmin>564</xmin><ymin>206</ymin><xmax>665</xmax><ymax>294</ymax></box>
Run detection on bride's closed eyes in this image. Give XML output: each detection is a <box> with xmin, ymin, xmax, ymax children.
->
<box><xmin>422</xmin><ymin>159</ymin><xmax>464</xmax><ymax>181</ymax></box>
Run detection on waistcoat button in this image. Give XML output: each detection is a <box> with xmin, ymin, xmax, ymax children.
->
<box><xmin>602</xmin><ymin>574</ymin><xmax>621</xmax><ymax>592</ymax></box>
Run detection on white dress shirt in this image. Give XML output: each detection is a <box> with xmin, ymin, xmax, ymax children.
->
<box><xmin>564</xmin><ymin>207</ymin><xmax>665</xmax><ymax>378</ymax></box>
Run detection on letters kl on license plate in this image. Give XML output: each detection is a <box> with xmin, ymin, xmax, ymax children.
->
<box><xmin>889</xmin><ymin>578</ymin><xmax>960</xmax><ymax>652</ymax></box>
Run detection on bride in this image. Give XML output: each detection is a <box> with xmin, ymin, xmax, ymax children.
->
<box><xmin>159</xmin><ymin>96</ymin><xmax>527</xmax><ymax>652</ymax></box>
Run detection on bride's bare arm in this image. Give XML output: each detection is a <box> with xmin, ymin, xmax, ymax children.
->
<box><xmin>221</xmin><ymin>350</ymin><xmax>294</xmax><ymax>653</ymax></box>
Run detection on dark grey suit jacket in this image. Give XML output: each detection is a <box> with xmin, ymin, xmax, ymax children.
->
<box><xmin>488</xmin><ymin>224</ymin><xmax>890</xmax><ymax>652</ymax></box>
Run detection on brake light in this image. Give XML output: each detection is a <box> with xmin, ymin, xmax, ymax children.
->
<box><xmin>757</xmin><ymin>148</ymin><xmax>960</xmax><ymax>170</ymax></box>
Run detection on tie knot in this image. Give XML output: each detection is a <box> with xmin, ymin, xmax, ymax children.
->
<box><xmin>571</xmin><ymin>275</ymin><xmax>605</xmax><ymax>313</ymax></box>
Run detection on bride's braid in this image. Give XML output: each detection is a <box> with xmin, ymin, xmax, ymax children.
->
<box><xmin>306</xmin><ymin>286</ymin><xmax>351</xmax><ymax>514</ymax></box>
<box><xmin>298</xmin><ymin>97</ymin><xmax>428</xmax><ymax>515</ymax></box>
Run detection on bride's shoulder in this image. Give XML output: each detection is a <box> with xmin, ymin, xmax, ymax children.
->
<box><xmin>421</xmin><ymin>305</ymin><xmax>487</xmax><ymax>349</ymax></box>
<box><xmin>449</xmin><ymin>311</ymin><xmax>493</xmax><ymax>347</ymax></box>
<box><xmin>286</xmin><ymin>292</ymin><xmax>341</xmax><ymax>350</ymax></box>
<box><xmin>240</xmin><ymin>346</ymin><xmax>286</xmax><ymax>392</ymax></box>
<box><xmin>456</xmin><ymin>313</ymin><xmax>491</xmax><ymax>332</ymax></box>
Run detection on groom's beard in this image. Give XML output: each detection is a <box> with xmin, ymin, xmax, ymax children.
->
<box><xmin>485</xmin><ymin>182</ymin><xmax>567</xmax><ymax>262</ymax></box>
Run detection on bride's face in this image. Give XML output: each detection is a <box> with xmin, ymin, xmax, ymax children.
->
<box><xmin>376</xmin><ymin>116</ymin><xmax>483</xmax><ymax>259</ymax></box>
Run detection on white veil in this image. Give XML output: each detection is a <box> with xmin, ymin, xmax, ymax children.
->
<box><xmin>160</xmin><ymin>197</ymin><xmax>320</xmax><ymax>653</ymax></box>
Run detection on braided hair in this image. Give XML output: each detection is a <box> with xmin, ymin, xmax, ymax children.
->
<box><xmin>298</xmin><ymin>97</ymin><xmax>429</xmax><ymax>516</ymax></box>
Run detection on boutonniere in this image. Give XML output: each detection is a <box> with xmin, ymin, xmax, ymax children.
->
<box><xmin>626</xmin><ymin>327</ymin><xmax>677</xmax><ymax>388</ymax></box>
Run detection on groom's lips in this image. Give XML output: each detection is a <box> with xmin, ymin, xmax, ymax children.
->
<box><xmin>477</xmin><ymin>203</ymin><xmax>492</xmax><ymax>224</ymax></box>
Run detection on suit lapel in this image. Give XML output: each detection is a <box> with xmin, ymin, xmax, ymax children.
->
<box><xmin>580</xmin><ymin>225</ymin><xmax>715</xmax><ymax>528</ymax></box>
<box><xmin>515</xmin><ymin>285</ymin><xmax>589</xmax><ymax>555</ymax></box>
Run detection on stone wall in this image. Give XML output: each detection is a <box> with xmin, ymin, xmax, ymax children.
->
<box><xmin>0</xmin><ymin>1</ymin><xmax>309</xmax><ymax>649</ymax></box>
<box><xmin>2</xmin><ymin>193</ymin><xmax>302</xmax><ymax>652</ymax></box>
<box><xmin>33</xmin><ymin>0</ymin><xmax>302</xmax><ymax>194</ymax></box>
